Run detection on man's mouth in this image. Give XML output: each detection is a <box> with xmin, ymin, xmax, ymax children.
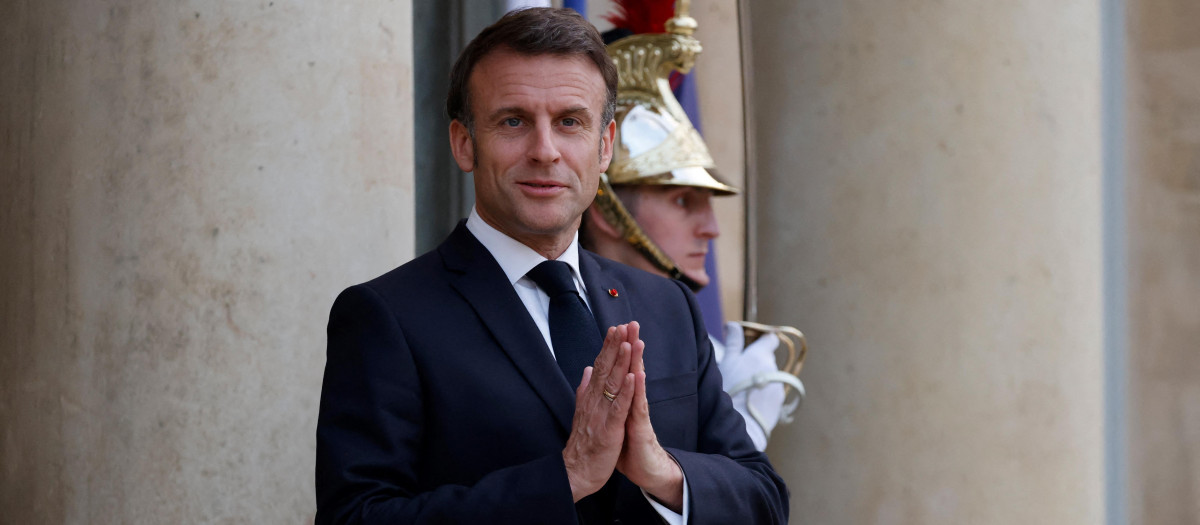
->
<box><xmin>518</xmin><ymin>180</ymin><xmax>567</xmax><ymax>195</ymax></box>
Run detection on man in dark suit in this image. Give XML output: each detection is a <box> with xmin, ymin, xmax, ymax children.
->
<box><xmin>315</xmin><ymin>8</ymin><xmax>788</xmax><ymax>524</ymax></box>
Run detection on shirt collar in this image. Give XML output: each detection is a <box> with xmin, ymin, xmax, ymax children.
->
<box><xmin>465</xmin><ymin>207</ymin><xmax>584</xmax><ymax>288</ymax></box>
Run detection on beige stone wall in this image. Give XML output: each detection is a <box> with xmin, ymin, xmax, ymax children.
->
<box><xmin>0</xmin><ymin>1</ymin><xmax>413</xmax><ymax>522</ymax></box>
<box><xmin>1127</xmin><ymin>1</ymin><xmax>1200</xmax><ymax>523</ymax></box>
<box><xmin>692</xmin><ymin>0</ymin><xmax>748</xmax><ymax>319</ymax></box>
<box><xmin>747</xmin><ymin>1</ymin><xmax>1107</xmax><ymax>523</ymax></box>
<box><xmin>12</xmin><ymin>0</ymin><xmax>1200</xmax><ymax>522</ymax></box>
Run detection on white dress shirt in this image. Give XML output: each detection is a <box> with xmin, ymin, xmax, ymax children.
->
<box><xmin>466</xmin><ymin>208</ymin><xmax>689</xmax><ymax>524</ymax></box>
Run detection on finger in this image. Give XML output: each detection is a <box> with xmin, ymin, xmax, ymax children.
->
<box><xmin>610</xmin><ymin>372</ymin><xmax>636</xmax><ymax>421</ymax></box>
<box><xmin>603</xmin><ymin>342</ymin><xmax>632</xmax><ymax>399</ymax></box>
<box><xmin>591</xmin><ymin>325</ymin><xmax>621</xmax><ymax>383</ymax></box>
<box><xmin>626</xmin><ymin>370</ymin><xmax>645</xmax><ymax>419</ymax></box>
<box><xmin>588</xmin><ymin>328</ymin><xmax>618</xmax><ymax>395</ymax></box>
<box><xmin>617</xmin><ymin>324</ymin><xmax>634</xmax><ymax>375</ymax></box>
<box><xmin>634</xmin><ymin>369</ymin><xmax>649</xmax><ymax>415</ymax></box>
<box><xmin>626</xmin><ymin>321</ymin><xmax>645</xmax><ymax>373</ymax></box>
<box><xmin>629</xmin><ymin>336</ymin><xmax>645</xmax><ymax>375</ymax></box>
<box><xmin>626</xmin><ymin>320</ymin><xmax>640</xmax><ymax>346</ymax></box>
<box><xmin>610</xmin><ymin>324</ymin><xmax>628</xmax><ymax>364</ymax></box>
<box><xmin>625</xmin><ymin>370</ymin><xmax>652</xmax><ymax>439</ymax></box>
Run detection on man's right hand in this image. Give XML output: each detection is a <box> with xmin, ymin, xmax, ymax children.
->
<box><xmin>562</xmin><ymin>324</ymin><xmax>636</xmax><ymax>502</ymax></box>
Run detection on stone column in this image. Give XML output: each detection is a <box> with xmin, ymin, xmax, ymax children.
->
<box><xmin>746</xmin><ymin>1</ymin><xmax>1106</xmax><ymax>523</ymax></box>
<box><xmin>1127</xmin><ymin>1</ymin><xmax>1200</xmax><ymax>523</ymax></box>
<box><xmin>0</xmin><ymin>1</ymin><xmax>412</xmax><ymax>522</ymax></box>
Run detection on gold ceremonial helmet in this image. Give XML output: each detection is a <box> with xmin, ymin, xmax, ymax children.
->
<box><xmin>595</xmin><ymin>0</ymin><xmax>737</xmax><ymax>290</ymax></box>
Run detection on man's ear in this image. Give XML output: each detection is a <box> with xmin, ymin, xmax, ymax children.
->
<box><xmin>585</xmin><ymin>203</ymin><xmax>622</xmax><ymax>241</ymax></box>
<box><xmin>598</xmin><ymin>118</ymin><xmax>616</xmax><ymax>171</ymax></box>
<box><xmin>449</xmin><ymin>120</ymin><xmax>475</xmax><ymax>172</ymax></box>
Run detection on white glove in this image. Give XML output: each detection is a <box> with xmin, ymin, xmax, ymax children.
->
<box><xmin>716</xmin><ymin>322</ymin><xmax>786</xmax><ymax>451</ymax></box>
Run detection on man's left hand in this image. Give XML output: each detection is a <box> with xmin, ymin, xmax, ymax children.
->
<box><xmin>615</xmin><ymin>321</ymin><xmax>685</xmax><ymax>513</ymax></box>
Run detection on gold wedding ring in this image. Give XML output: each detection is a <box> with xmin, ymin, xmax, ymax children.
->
<box><xmin>602</xmin><ymin>389</ymin><xmax>617</xmax><ymax>402</ymax></box>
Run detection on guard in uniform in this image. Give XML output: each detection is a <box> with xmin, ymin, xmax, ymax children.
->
<box><xmin>582</xmin><ymin>1</ymin><xmax>808</xmax><ymax>451</ymax></box>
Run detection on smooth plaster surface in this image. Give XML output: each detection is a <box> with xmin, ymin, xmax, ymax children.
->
<box><xmin>692</xmin><ymin>0</ymin><xmax>748</xmax><ymax>320</ymax></box>
<box><xmin>1127</xmin><ymin>1</ymin><xmax>1200</xmax><ymax>523</ymax></box>
<box><xmin>747</xmin><ymin>1</ymin><xmax>1106</xmax><ymax>523</ymax></box>
<box><xmin>0</xmin><ymin>1</ymin><xmax>413</xmax><ymax>521</ymax></box>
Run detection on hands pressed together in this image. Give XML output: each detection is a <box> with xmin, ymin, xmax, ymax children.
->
<box><xmin>562</xmin><ymin>321</ymin><xmax>684</xmax><ymax>513</ymax></box>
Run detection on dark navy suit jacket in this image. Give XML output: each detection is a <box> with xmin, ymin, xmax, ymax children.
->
<box><xmin>315</xmin><ymin>223</ymin><xmax>788</xmax><ymax>524</ymax></box>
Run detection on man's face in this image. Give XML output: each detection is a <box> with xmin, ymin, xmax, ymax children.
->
<box><xmin>450</xmin><ymin>49</ymin><xmax>614</xmax><ymax>252</ymax></box>
<box><xmin>632</xmin><ymin>185</ymin><xmax>720</xmax><ymax>287</ymax></box>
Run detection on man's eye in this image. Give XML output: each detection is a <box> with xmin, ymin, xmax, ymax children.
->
<box><xmin>674</xmin><ymin>196</ymin><xmax>687</xmax><ymax>207</ymax></box>
<box><xmin>504</xmin><ymin>118</ymin><xmax>521</xmax><ymax>127</ymax></box>
<box><xmin>562</xmin><ymin>117</ymin><xmax>577</xmax><ymax>127</ymax></box>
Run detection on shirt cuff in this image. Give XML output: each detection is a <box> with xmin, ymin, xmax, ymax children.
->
<box><xmin>642</xmin><ymin>473</ymin><xmax>689</xmax><ymax>525</ymax></box>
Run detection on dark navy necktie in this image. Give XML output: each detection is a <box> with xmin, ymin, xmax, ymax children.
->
<box><xmin>526</xmin><ymin>260</ymin><xmax>602</xmax><ymax>390</ymax></box>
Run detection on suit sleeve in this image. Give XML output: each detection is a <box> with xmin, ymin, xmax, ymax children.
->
<box><xmin>315</xmin><ymin>284</ymin><xmax>578</xmax><ymax>525</ymax></box>
<box><xmin>662</xmin><ymin>280</ymin><xmax>790</xmax><ymax>525</ymax></box>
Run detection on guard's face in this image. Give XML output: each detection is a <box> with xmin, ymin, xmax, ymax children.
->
<box><xmin>633</xmin><ymin>186</ymin><xmax>720</xmax><ymax>287</ymax></box>
<box><xmin>451</xmin><ymin>50</ymin><xmax>614</xmax><ymax>250</ymax></box>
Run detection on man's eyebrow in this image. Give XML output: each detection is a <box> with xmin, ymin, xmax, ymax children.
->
<box><xmin>483</xmin><ymin>105</ymin><xmax>594</xmax><ymax>123</ymax></box>
<box><xmin>484</xmin><ymin>106</ymin><xmax>530</xmax><ymax>123</ymax></box>
<box><xmin>559</xmin><ymin>106</ymin><xmax>592</xmax><ymax>118</ymax></box>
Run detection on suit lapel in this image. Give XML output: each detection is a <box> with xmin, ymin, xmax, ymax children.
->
<box><xmin>439</xmin><ymin>223</ymin><xmax>575</xmax><ymax>435</ymax></box>
<box><xmin>580</xmin><ymin>250</ymin><xmax>633</xmax><ymax>334</ymax></box>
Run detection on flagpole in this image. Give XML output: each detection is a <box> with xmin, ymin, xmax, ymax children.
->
<box><xmin>737</xmin><ymin>0</ymin><xmax>759</xmax><ymax>323</ymax></box>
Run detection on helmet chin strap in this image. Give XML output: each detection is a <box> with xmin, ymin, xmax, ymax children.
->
<box><xmin>593</xmin><ymin>175</ymin><xmax>704</xmax><ymax>292</ymax></box>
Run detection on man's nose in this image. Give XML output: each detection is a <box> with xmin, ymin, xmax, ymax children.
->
<box><xmin>528</xmin><ymin>124</ymin><xmax>561</xmax><ymax>164</ymax></box>
<box><xmin>697</xmin><ymin>206</ymin><xmax>720</xmax><ymax>239</ymax></box>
